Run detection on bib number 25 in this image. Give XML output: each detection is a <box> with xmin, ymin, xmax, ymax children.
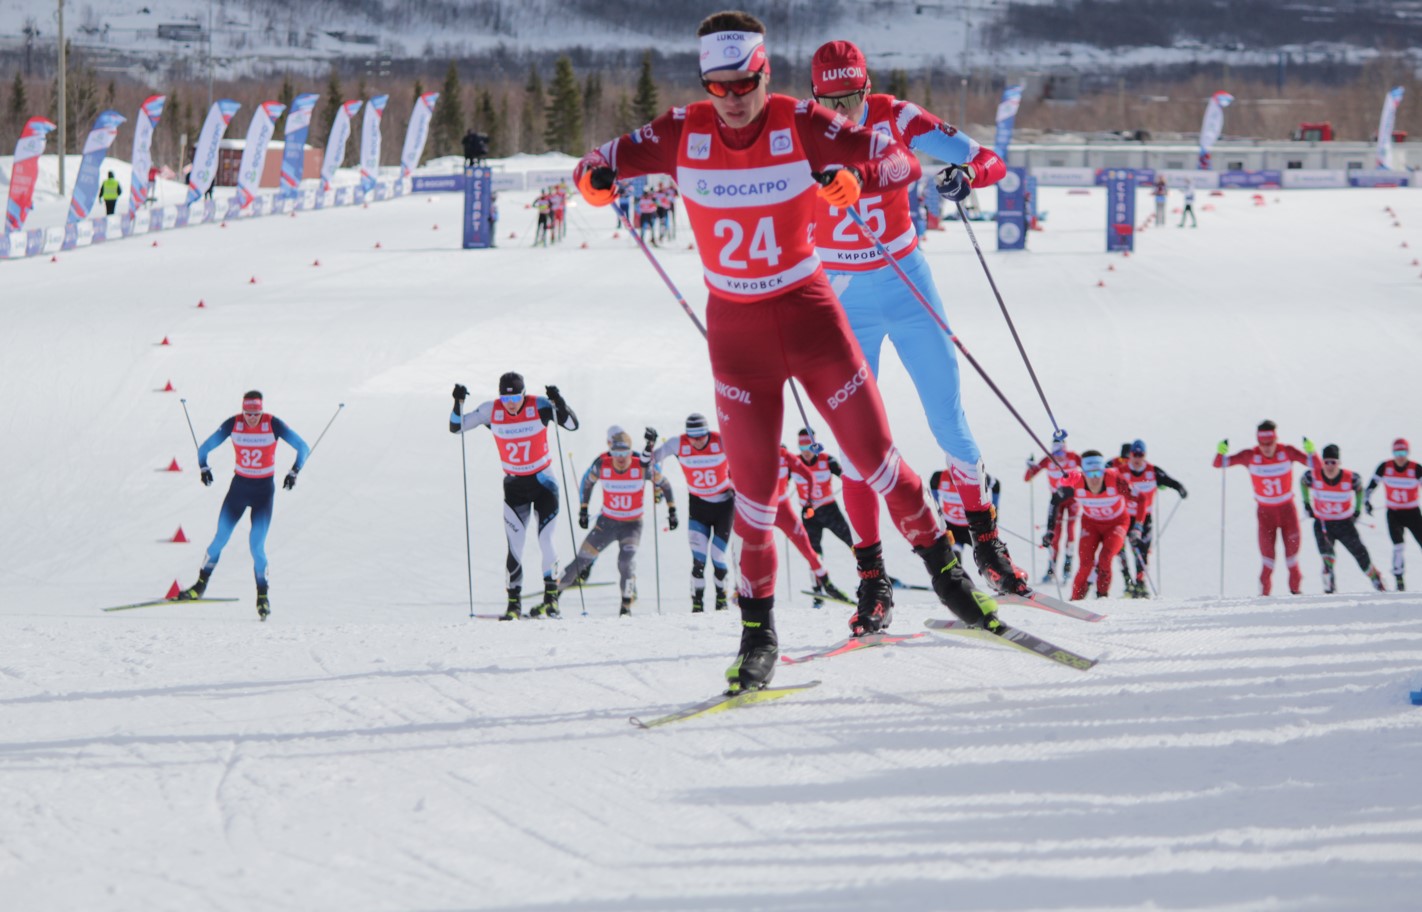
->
<box><xmin>714</xmin><ymin>217</ymin><xmax>782</xmax><ymax>270</ymax></box>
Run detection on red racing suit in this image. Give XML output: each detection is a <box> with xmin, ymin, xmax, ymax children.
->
<box><xmin>1214</xmin><ymin>444</ymin><xmax>1308</xmax><ymax>594</ymax></box>
<box><xmin>576</xmin><ymin>95</ymin><xmax>936</xmax><ymax>599</ymax></box>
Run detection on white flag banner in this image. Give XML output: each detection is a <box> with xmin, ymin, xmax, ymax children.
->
<box><xmin>320</xmin><ymin>100</ymin><xmax>363</xmax><ymax>193</ymax></box>
<box><xmin>236</xmin><ymin>100</ymin><xmax>286</xmax><ymax>209</ymax></box>
<box><xmin>360</xmin><ymin>94</ymin><xmax>389</xmax><ymax>193</ymax></box>
<box><xmin>1197</xmin><ymin>91</ymin><xmax>1233</xmax><ymax>170</ymax></box>
<box><xmin>401</xmin><ymin>92</ymin><xmax>440</xmax><ymax>178</ymax></box>
<box><xmin>1377</xmin><ymin>87</ymin><xmax>1405</xmax><ymax>170</ymax></box>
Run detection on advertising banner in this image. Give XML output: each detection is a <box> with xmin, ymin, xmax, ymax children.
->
<box><xmin>187</xmin><ymin>99</ymin><xmax>242</xmax><ymax>203</ymax></box>
<box><xmin>236</xmin><ymin>100</ymin><xmax>286</xmax><ymax>209</ymax></box>
<box><xmin>279</xmin><ymin>93</ymin><xmax>319</xmax><ymax>199</ymax></box>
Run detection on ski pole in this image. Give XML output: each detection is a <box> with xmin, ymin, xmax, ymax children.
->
<box><xmin>1129</xmin><ymin>539</ymin><xmax>1158</xmax><ymax>598</ymax></box>
<box><xmin>305</xmin><ymin>403</ymin><xmax>346</xmax><ymax>462</ymax></box>
<box><xmin>953</xmin><ymin>199</ymin><xmax>1064</xmax><ymax>440</ymax></box>
<box><xmin>1028</xmin><ymin>461</ymin><xmax>1037</xmax><ymax>582</ymax></box>
<box><xmin>552</xmin><ymin>427</ymin><xmax>588</xmax><ymax>618</ymax></box>
<box><xmin>1157</xmin><ymin>495</ymin><xmax>1185</xmax><ymax>540</ymax></box>
<box><xmin>840</xmin><ymin>203</ymin><xmax>1062</xmax><ymax>467</ymax></box>
<box><xmin>1219</xmin><ymin>439</ymin><xmax>1228</xmax><ymax>597</ymax></box>
<box><xmin>179</xmin><ymin>398</ymin><xmax>201</xmax><ymax>456</ymax></box>
<box><xmin>455</xmin><ymin>403</ymin><xmax>475</xmax><ymax>619</ymax></box>
<box><xmin>651</xmin><ymin>464</ymin><xmax>663</xmax><ymax>616</ymax></box>
<box><xmin>614</xmin><ymin>204</ymin><xmax>827</xmax><ymax>454</ymax></box>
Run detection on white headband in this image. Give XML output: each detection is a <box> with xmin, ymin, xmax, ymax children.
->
<box><xmin>699</xmin><ymin>31</ymin><xmax>767</xmax><ymax>76</ymax></box>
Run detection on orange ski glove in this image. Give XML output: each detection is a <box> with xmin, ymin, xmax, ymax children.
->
<box><xmin>575</xmin><ymin>159</ymin><xmax>618</xmax><ymax>207</ymax></box>
<box><xmin>816</xmin><ymin>167</ymin><xmax>862</xmax><ymax>208</ymax></box>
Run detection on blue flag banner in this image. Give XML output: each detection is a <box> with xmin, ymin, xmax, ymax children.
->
<box><xmin>279</xmin><ymin>93</ymin><xmax>319</xmax><ymax>200</ymax></box>
<box><xmin>68</xmin><ymin>110</ymin><xmax>126</xmax><ymax>224</ymax></box>
<box><xmin>994</xmin><ymin>85</ymin><xmax>1024</xmax><ymax>165</ymax></box>
<box><xmin>996</xmin><ymin>166</ymin><xmax>1027</xmax><ymax>251</ymax></box>
<box><xmin>1104</xmin><ymin>169</ymin><xmax>1136</xmax><ymax>252</ymax></box>
<box><xmin>463</xmin><ymin>166</ymin><xmax>493</xmax><ymax>249</ymax></box>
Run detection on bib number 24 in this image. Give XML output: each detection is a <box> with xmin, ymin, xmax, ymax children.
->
<box><xmin>714</xmin><ymin>217</ymin><xmax>782</xmax><ymax>270</ymax></box>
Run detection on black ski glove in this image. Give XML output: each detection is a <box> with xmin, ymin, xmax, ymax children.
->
<box><xmin>667</xmin><ymin>506</ymin><xmax>679</xmax><ymax>531</ymax></box>
<box><xmin>544</xmin><ymin>384</ymin><xmax>564</xmax><ymax>405</ymax></box>
<box><xmin>1128</xmin><ymin>523</ymin><xmax>1142</xmax><ymax>545</ymax></box>
<box><xmin>452</xmin><ymin>383</ymin><xmax>468</xmax><ymax>402</ymax></box>
<box><xmin>644</xmin><ymin>427</ymin><xmax>658</xmax><ymax>446</ymax></box>
<box><xmin>1305</xmin><ymin>504</ymin><xmax>1315</xmax><ymax>519</ymax></box>
<box><xmin>284</xmin><ymin>468</ymin><xmax>299</xmax><ymax>490</ymax></box>
<box><xmin>200</xmin><ymin>466</ymin><xmax>214</xmax><ymax>487</ymax></box>
<box><xmin>935</xmin><ymin>163</ymin><xmax>976</xmax><ymax>203</ymax></box>
<box><xmin>1178</xmin><ymin>486</ymin><xmax>1189</xmax><ymax>499</ymax></box>
<box><xmin>578</xmin><ymin>505</ymin><xmax>589</xmax><ymax>529</ymax></box>
<box><xmin>1041</xmin><ymin>529</ymin><xmax>1055</xmax><ymax>549</ymax></box>
<box><xmin>1365</xmin><ymin>501</ymin><xmax>1374</xmax><ymax>516</ymax></box>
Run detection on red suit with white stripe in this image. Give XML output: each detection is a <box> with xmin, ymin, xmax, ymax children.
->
<box><xmin>1214</xmin><ymin>441</ymin><xmax>1309</xmax><ymax>595</ymax></box>
<box><xmin>575</xmin><ymin>94</ymin><xmax>938</xmax><ymax>599</ymax></box>
<box><xmin>1047</xmin><ymin>468</ymin><xmax>1141</xmax><ymax>600</ymax></box>
<box><xmin>1026</xmin><ymin>450</ymin><xmax>1082</xmax><ymax>562</ymax></box>
<box><xmin>775</xmin><ymin>445</ymin><xmax>825</xmax><ymax>576</ymax></box>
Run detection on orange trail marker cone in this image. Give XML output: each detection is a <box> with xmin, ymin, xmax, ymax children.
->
<box><xmin>1403</xmin><ymin>241</ymin><xmax>1410</xmax><ymax>248</ymax></box>
<box><xmin>373</xmin><ymin>241</ymin><xmax>382</xmax><ymax>249</ymax></box>
<box><xmin>197</xmin><ymin>299</ymin><xmax>206</xmax><ymax>308</ymax></box>
<box><xmin>580</xmin><ymin>241</ymin><xmax>589</xmax><ymax>249</ymax></box>
<box><xmin>50</xmin><ymin>255</ymin><xmax>58</xmax><ymax>262</ymax></box>
<box><xmin>166</xmin><ymin>458</ymin><xmax>182</xmax><ymax>472</ymax></box>
<box><xmin>220</xmin><ymin>222</ymin><xmax>227</xmax><ymax>228</ymax></box>
<box><xmin>162</xmin><ymin>380</ymin><xmax>175</xmax><ymax>392</ymax></box>
<box><xmin>687</xmin><ymin>243</ymin><xmax>695</xmax><ymax>250</ymax></box>
<box><xmin>165</xmin><ymin>580</ymin><xmax>182</xmax><ymax>600</ymax></box>
<box><xmin>432</xmin><ymin>224</ymin><xmax>439</xmax><ymax>231</ymax></box>
<box><xmin>1108</xmin><ymin>264</ymin><xmax>1116</xmax><ymax>272</ymax></box>
<box><xmin>171</xmin><ymin>526</ymin><xmax>188</xmax><ymax>543</ymax></box>
<box><xmin>612</xmin><ymin>231</ymin><xmax>621</xmax><ymax>239</ymax></box>
<box><xmin>248</xmin><ymin>276</ymin><xmax>258</xmax><ymax>284</ymax></box>
<box><xmin>508</xmin><ymin>231</ymin><xmax>517</xmax><ymax>239</ymax></box>
<box><xmin>159</xmin><ymin>336</ymin><xmax>171</xmax><ymax>346</ymax></box>
<box><xmin>151</xmin><ymin>240</ymin><xmax>159</xmax><ymax>247</ymax></box>
<box><xmin>1096</xmin><ymin>280</ymin><xmax>1107</xmax><ymax>288</ymax></box>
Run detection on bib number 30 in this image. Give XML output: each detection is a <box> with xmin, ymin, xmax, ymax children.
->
<box><xmin>714</xmin><ymin>217</ymin><xmax>782</xmax><ymax>270</ymax></box>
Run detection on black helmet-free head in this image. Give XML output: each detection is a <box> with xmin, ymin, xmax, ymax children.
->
<box><xmin>498</xmin><ymin>371</ymin><xmax>525</xmax><ymax>396</ymax></box>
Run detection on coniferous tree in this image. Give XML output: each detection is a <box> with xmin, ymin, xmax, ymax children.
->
<box><xmin>582</xmin><ymin>70</ymin><xmax>602</xmax><ymax>145</ymax></box>
<box><xmin>163</xmin><ymin>91</ymin><xmax>183</xmax><ymax>167</ymax></box>
<box><xmin>476</xmin><ymin>88</ymin><xmax>501</xmax><ymax>157</ymax></box>
<box><xmin>520</xmin><ymin>63</ymin><xmax>544</xmax><ymax>153</ymax></box>
<box><xmin>615</xmin><ymin>92</ymin><xmax>635</xmax><ymax>135</ymax></box>
<box><xmin>319</xmin><ymin>66</ymin><xmax>343</xmax><ymax>140</ymax></box>
<box><xmin>431</xmin><ymin>62</ymin><xmax>463</xmax><ymax>156</ymax></box>
<box><xmin>278</xmin><ymin>73</ymin><xmax>295</xmax><ymax>111</ymax></box>
<box><xmin>543</xmin><ymin>56</ymin><xmax>583</xmax><ymax>155</ymax></box>
<box><xmin>8</xmin><ymin>71</ymin><xmax>27</xmax><ymax>142</ymax></box>
<box><xmin>632</xmin><ymin>51</ymin><xmax>659</xmax><ymax>125</ymax></box>
<box><xmin>494</xmin><ymin>93</ymin><xmax>511</xmax><ymax>158</ymax></box>
<box><xmin>922</xmin><ymin>70</ymin><xmax>934</xmax><ymax>111</ymax></box>
<box><xmin>887</xmin><ymin>69</ymin><xmax>911</xmax><ymax>101</ymax></box>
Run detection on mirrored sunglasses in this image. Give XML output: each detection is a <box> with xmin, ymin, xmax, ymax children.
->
<box><xmin>815</xmin><ymin>90</ymin><xmax>865</xmax><ymax>110</ymax></box>
<box><xmin>702</xmin><ymin>73</ymin><xmax>763</xmax><ymax>98</ymax></box>
<box><xmin>1395</xmin><ymin>449</ymin><xmax>1410</xmax><ymax>459</ymax></box>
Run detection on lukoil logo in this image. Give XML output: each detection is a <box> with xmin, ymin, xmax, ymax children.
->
<box><xmin>716</xmin><ymin>381</ymin><xmax>753</xmax><ymax>405</ymax></box>
<box><xmin>820</xmin><ymin>67</ymin><xmax>865</xmax><ymax>82</ymax></box>
<box><xmin>826</xmin><ymin>364</ymin><xmax>871</xmax><ymax>410</ymax></box>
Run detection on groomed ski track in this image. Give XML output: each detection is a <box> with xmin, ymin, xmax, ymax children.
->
<box><xmin>2</xmin><ymin>169</ymin><xmax>1420</xmax><ymax>909</ymax></box>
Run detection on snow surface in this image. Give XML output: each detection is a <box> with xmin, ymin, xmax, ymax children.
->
<box><xmin>2</xmin><ymin>169</ymin><xmax>1422</xmax><ymax>909</ymax></box>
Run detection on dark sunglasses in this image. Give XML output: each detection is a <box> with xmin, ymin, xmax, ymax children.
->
<box><xmin>815</xmin><ymin>90</ymin><xmax>865</xmax><ymax>110</ymax></box>
<box><xmin>702</xmin><ymin>73</ymin><xmax>763</xmax><ymax>98</ymax></box>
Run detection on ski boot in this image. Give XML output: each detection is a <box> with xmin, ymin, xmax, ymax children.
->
<box><xmin>714</xmin><ymin>587</ymin><xmax>729</xmax><ymax>611</ymax></box>
<box><xmin>1133</xmin><ymin>574</ymin><xmax>1150</xmax><ymax>599</ymax></box>
<box><xmin>1321</xmin><ymin>564</ymin><xmax>1335</xmax><ymax>596</ymax></box>
<box><xmin>966</xmin><ymin>508</ymin><xmax>1032</xmax><ymax>597</ymax></box>
<box><xmin>812</xmin><ymin>574</ymin><xmax>850</xmax><ymax>604</ymax></box>
<box><xmin>692</xmin><ymin>590</ymin><xmax>705</xmax><ymax>614</ymax></box>
<box><xmin>1287</xmin><ymin>564</ymin><xmax>1303</xmax><ymax>596</ymax></box>
<box><xmin>1062</xmin><ymin>554</ymin><xmax>1074</xmax><ymax>578</ymax></box>
<box><xmin>725</xmin><ymin>598</ymin><xmax>778</xmax><ymax>693</ymax></box>
<box><xmin>256</xmin><ymin>588</ymin><xmax>270</xmax><ymax>622</ymax></box>
<box><xmin>176</xmin><ymin>569</ymin><xmax>211</xmax><ymax>601</ymax></box>
<box><xmin>850</xmin><ymin>542</ymin><xmax>894</xmax><ymax>636</ymax></box>
<box><xmin>619</xmin><ymin>598</ymin><xmax>632</xmax><ymax>617</ymax></box>
<box><xmin>1396</xmin><ymin>574</ymin><xmax>1406</xmax><ymax>592</ymax></box>
<box><xmin>530</xmin><ymin>579</ymin><xmax>560</xmax><ymax>618</ymax></box>
<box><xmin>1040</xmin><ymin>564</ymin><xmax>1057</xmax><ymax>585</ymax></box>
<box><xmin>914</xmin><ymin>535</ymin><xmax>1003</xmax><ymax>632</ymax></box>
<box><xmin>1368</xmin><ymin>567</ymin><xmax>1386</xmax><ymax>592</ymax></box>
<box><xmin>500</xmin><ymin>588</ymin><xmax>522</xmax><ymax>621</ymax></box>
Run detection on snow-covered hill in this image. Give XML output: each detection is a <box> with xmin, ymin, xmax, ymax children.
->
<box><xmin>3</xmin><ymin>0</ymin><xmax>1412</xmax><ymax>82</ymax></box>
<box><xmin>2</xmin><ymin>172</ymin><xmax>1421</xmax><ymax>908</ymax></box>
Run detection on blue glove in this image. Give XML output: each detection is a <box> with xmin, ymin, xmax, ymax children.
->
<box><xmin>935</xmin><ymin>164</ymin><xmax>975</xmax><ymax>203</ymax></box>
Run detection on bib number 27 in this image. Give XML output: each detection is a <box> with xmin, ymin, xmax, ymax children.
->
<box><xmin>714</xmin><ymin>217</ymin><xmax>781</xmax><ymax>270</ymax></box>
